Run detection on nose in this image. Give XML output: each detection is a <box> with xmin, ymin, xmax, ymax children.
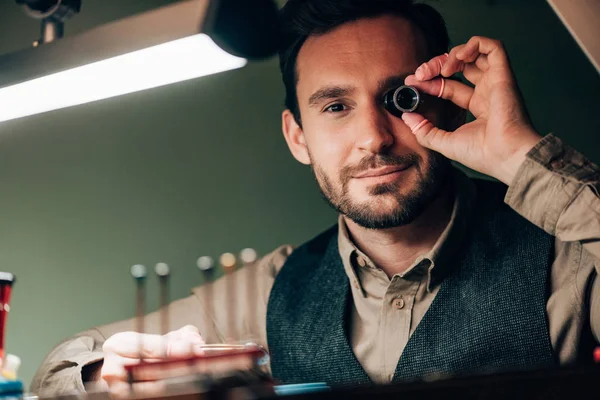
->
<box><xmin>355</xmin><ymin>104</ymin><xmax>395</xmax><ymax>154</ymax></box>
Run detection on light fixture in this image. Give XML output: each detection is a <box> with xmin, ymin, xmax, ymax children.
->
<box><xmin>0</xmin><ymin>0</ymin><xmax>280</xmax><ymax>123</ymax></box>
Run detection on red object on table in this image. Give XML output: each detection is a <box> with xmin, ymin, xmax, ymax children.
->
<box><xmin>0</xmin><ymin>272</ymin><xmax>16</xmax><ymax>363</ymax></box>
<box><xmin>124</xmin><ymin>346</ymin><xmax>268</xmax><ymax>383</ymax></box>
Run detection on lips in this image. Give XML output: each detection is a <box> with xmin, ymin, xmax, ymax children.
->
<box><xmin>353</xmin><ymin>164</ymin><xmax>411</xmax><ymax>179</ymax></box>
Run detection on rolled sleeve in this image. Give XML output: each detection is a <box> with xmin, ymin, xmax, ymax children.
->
<box><xmin>30</xmin><ymin>330</ymin><xmax>106</xmax><ymax>396</ymax></box>
<box><xmin>505</xmin><ymin>134</ymin><xmax>600</xmax><ymax>242</ymax></box>
<box><xmin>505</xmin><ymin>133</ymin><xmax>600</xmax><ymax>343</ymax></box>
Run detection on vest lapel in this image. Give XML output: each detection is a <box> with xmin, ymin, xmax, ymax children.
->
<box><xmin>267</xmin><ymin>229</ymin><xmax>370</xmax><ymax>385</ymax></box>
<box><xmin>309</xmin><ymin>236</ymin><xmax>371</xmax><ymax>385</ymax></box>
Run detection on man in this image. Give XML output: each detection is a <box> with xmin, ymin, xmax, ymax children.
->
<box><xmin>32</xmin><ymin>0</ymin><xmax>600</xmax><ymax>396</ymax></box>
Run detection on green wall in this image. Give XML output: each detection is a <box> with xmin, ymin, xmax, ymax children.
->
<box><xmin>0</xmin><ymin>0</ymin><xmax>598</xmax><ymax>387</ymax></box>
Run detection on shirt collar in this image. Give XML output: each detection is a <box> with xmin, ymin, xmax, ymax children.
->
<box><xmin>337</xmin><ymin>168</ymin><xmax>476</xmax><ymax>295</ymax></box>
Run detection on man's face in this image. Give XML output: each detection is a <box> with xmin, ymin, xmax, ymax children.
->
<box><xmin>284</xmin><ymin>15</ymin><xmax>451</xmax><ymax>229</ymax></box>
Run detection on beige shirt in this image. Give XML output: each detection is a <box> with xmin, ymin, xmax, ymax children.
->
<box><xmin>31</xmin><ymin>134</ymin><xmax>600</xmax><ymax>394</ymax></box>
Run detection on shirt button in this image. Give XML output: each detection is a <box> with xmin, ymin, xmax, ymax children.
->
<box><xmin>356</xmin><ymin>255</ymin><xmax>367</xmax><ymax>267</ymax></box>
<box><xmin>551</xmin><ymin>160</ymin><xmax>564</xmax><ymax>170</ymax></box>
<box><xmin>392</xmin><ymin>297</ymin><xmax>405</xmax><ymax>309</ymax></box>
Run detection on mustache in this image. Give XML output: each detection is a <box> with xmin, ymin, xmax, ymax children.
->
<box><xmin>341</xmin><ymin>153</ymin><xmax>420</xmax><ymax>184</ymax></box>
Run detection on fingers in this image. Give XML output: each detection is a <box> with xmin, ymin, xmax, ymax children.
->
<box><xmin>455</xmin><ymin>36</ymin><xmax>508</xmax><ymax>67</ymax></box>
<box><xmin>167</xmin><ymin>325</ymin><xmax>201</xmax><ymax>338</ymax></box>
<box><xmin>474</xmin><ymin>54</ymin><xmax>489</xmax><ymax>71</ymax></box>
<box><xmin>102</xmin><ymin>346</ymin><xmax>204</xmax><ymax>383</ymax></box>
<box><xmin>444</xmin><ymin>37</ymin><xmax>508</xmax><ymax>76</ymax></box>
<box><xmin>104</xmin><ymin>326</ymin><xmax>204</xmax><ymax>359</ymax></box>
<box><xmin>405</xmin><ymin>75</ymin><xmax>473</xmax><ymax>111</ymax></box>
<box><xmin>416</xmin><ymin>37</ymin><xmax>504</xmax><ymax>84</ymax></box>
<box><xmin>165</xmin><ymin>325</ymin><xmax>205</xmax><ymax>352</ymax></box>
<box><xmin>401</xmin><ymin>112</ymin><xmax>451</xmax><ymax>154</ymax></box>
<box><xmin>103</xmin><ymin>332</ymin><xmax>168</xmax><ymax>359</ymax></box>
<box><xmin>415</xmin><ymin>53</ymin><xmax>450</xmax><ymax>81</ymax></box>
<box><xmin>167</xmin><ymin>336</ymin><xmax>205</xmax><ymax>358</ymax></box>
<box><xmin>101</xmin><ymin>325</ymin><xmax>207</xmax><ymax>398</ymax></box>
<box><xmin>463</xmin><ymin>63</ymin><xmax>483</xmax><ymax>85</ymax></box>
<box><xmin>165</xmin><ymin>326</ymin><xmax>205</xmax><ymax>357</ymax></box>
<box><xmin>102</xmin><ymin>326</ymin><xmax>205</xmax><ymax>383</ymax></box>
<box><xmin>441</xmin><ymin>45</ymin><xmax>466</xmax><ymax>78</ymax></box>
<box><xmin>405</xmin><ymin>75</ymin><xmax>445</xmax><ymax>99</ymax></box>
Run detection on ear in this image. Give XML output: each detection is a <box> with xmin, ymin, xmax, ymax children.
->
<box><xmin>282</xmin><ymin>109</ymin><xmax>311</xmax><ymax>165</ymax></box>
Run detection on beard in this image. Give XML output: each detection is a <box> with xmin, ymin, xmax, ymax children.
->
<box><xmin>312</xmin><ymin>150</ymin><xmax>451</xmax><ymax>230</ymax></box>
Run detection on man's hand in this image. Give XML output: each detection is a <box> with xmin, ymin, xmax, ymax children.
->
<box><xmin>402</xmin><ymin>36</ymin><xmax>543</xmax><ymax>185</ymax></box>
<box><xmin>100</xmin><ymin>325</ymin><xmax>205</xmax><ymax>398</ymax></box>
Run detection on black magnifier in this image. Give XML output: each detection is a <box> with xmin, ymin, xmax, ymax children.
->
<box><xmin>383</xmin><ymin>85</ymin><xmax>422</xmax><ymax>118</ymax></box>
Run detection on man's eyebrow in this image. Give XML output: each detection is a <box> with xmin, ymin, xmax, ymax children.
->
<box><xmin>308</xmin><ymin>86</ymin><xmax>355</xmax><ymax>108</ymax></box>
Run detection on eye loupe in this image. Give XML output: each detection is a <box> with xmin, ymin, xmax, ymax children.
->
<box><xmin>383</xmin><ymin>85</ymin><xmax>422</xmax><ymax>117</ymax></box>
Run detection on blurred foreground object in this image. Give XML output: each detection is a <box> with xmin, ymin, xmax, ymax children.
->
<box><xmin>45</xmin><ymin>364</ymin><xmax>600</xmax><ymax>399</ymax></box>
<box><xmin>115</xmin><ymin>250</ymin><xmax>274</xmax><ymax>398</ymax></box>
<box><xmin>0</xmin><ymin>273</ymin><xmax>23</xmax><ymax>398</ymax></box>
<box><xmin>0</xmin><ymin>273</ymin><xmax>16</xmax><ymax>363</ymax></box>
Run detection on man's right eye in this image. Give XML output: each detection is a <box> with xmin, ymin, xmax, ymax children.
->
<box><xmin>324</xmin><ymin>103</ymin><xmax>347</xmax><ymax>113</ymax></box>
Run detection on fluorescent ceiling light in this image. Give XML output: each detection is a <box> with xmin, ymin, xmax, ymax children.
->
<box><xmin>0</xmin><ymin>0</ymin><xmax>280</xmax><ymax>124</ymax></box>
<box><xmin>0</xmin><ymin>34</ymin><xmax>246</xmax><ymax>123</ymax></box>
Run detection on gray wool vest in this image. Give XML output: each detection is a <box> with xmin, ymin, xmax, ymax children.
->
<box><xmin>266</xmin><ymin>180</ymin><xmax>557</xmax><ymax>386</ymax></box>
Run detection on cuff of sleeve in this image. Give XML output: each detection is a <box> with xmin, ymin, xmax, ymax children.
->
<box><xmin>505</xmin><ymin>134</ymin><xmax>600</xmax><ymax>235</ymax></box>
<box><xmin>69</xmin><ymin>352</ymin><xmax>105</xmax><ymax>393</ymax></box>
<box><xmin>34</xmin><ymin>352</ymin><xmax>105</xmax><ymax>397</ymax></box>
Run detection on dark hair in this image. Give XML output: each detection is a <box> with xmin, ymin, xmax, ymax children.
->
<box><xmin>279</xmin><ymin>0</ymin><xmax>450</xmax><ymax>126</ymax></box>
